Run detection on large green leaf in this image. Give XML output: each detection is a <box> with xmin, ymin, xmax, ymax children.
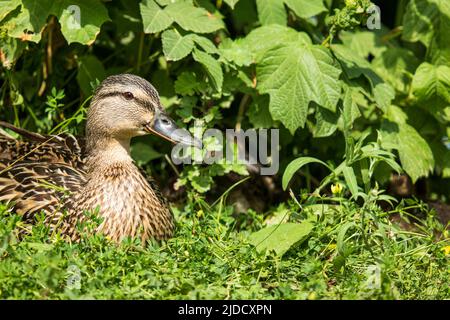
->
<box><xmin>221</xmin><ymin>25</ymin><xmax>311</xmax><ymax>67</ymax></box>
<box><xmin>165</xmin><ymin>1</ymin><xmax>223</xmax><ymax>33</ymax></box>
<box><xmin>313</xmin><ymin>105</ymin><xmax>339</xmax><ymax>137</ymax></box>
<box><xmin>258</xmin><ymin>41</ymin><xmax>342</xmax><ymax>133</ymax></box>
<box><xmin>412</xmin><ymin>62</ymin><xmax>450</xmax><ymax>119</ymax></box>
<box><xmin>0</xmin><ymin>0</ymin><xmax>20</xmax><ymax>21</ymax></box>
<box><xmin>140</xmin><ymin>0</ymin><xmax>173</xmax><ymax>33</ymax></box>
<box><xmin>256</xmin><ymin>0</ymin><xmax>326</xmax><ymax>25</ymax></box>
<box><xmin>332</xmin><ymin>44</ymin><xmax>395</xmax><ymax>112</ymax></box>
<box><xmin>256</xmin><ymin>0</ymin><xmax>287</xmax><ymax>25</ymax></box>
<box><xmin>161</xmin><ymin>29</ymin><xmax>194</xmax><ymax>61</ymax></box>
<box><xmin>282</xmin><ymin>157</ymin><xmax>330</xmax><ymax>190</ymax></box>
<box><xmin>192</xmin><ymin>49</ymin><xmax>223</xmax><ymax>92</ymax></box>
<box><xmin>249</xmin><ymin>221</ymin><xmax>314</xmax><ymax>256</ymax></box>
<box><xmin>380</xmin><ymin>106</ymin><xmax>435</xmax><ymax>182</ymax></box>
<box><xmin>403</xmin><ymin>0</ymin><xmax>450</xmax><ymax>64</ymax></box>
<box><xmin>372</xmin><ymin>47</ymin><xmax>420</xmax><ymax>93</ymax></box>
<box><xmin>284</xmin><ymin>0</ymin><xmax>327</xmax><ymax>19</ymax></box>
<box><xmin>3</xmin><ymin>0</ymin><xmax>109</xmax><ymax>44</ymax></box>
<box><xmin>339</xmin><ymin>30</ymin><xmax>386</xmax><ymax>59</ymax></box>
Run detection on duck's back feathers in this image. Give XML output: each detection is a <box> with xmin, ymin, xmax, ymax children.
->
<box><xmin>0</xmin><ymin>122</ymin><xmax>86</xmax><ymax>221</ymax></box>
<box><xmin>0</xmin><ymin>121</ymin><xmax>84</xmax><ymax>167</ymax></box>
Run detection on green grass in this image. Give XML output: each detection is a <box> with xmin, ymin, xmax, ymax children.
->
<box><xmin>0</xmin><ymin>193</ymin><xmax>448</xmax><ymax>300</ymax></box>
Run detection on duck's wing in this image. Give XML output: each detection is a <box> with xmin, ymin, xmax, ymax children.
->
<box><xmin>0</xmin><ymin>122</ymin><xmax>86</xmax><ymax>219</ymax></box>
<box><xmin>0</xmin><ymin>121</ymin><xmax>85</xmax><ymax>167</ymax></box>
<box><xmin>0</xmin><ymin>162</ymin><xmax>85</xmax><ymax>218</ymax></box>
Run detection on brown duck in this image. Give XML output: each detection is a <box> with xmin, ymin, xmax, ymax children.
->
<box><xmin>0</xmin><ymin>74</ymin><xmax>199</xmax><ymax>242</ymax></box>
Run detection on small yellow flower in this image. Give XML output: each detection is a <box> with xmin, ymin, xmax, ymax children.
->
<box><xmin>442</xmin><ymin>245</ymin><xmax>450</xmax><ymax>256</ymax></box>
<box><xmin>331</xmin><ymin>183</ymin><xmax>343</xmax><ymax>195</ymax></box>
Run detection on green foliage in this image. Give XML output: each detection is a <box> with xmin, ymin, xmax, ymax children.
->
<box><xmin>0</xmin><ymin>0</ymin><xmax>449</xmax><ymax>300</ymax></box>
<box><xmin>249</xmin><ymin>221</ymin><xmax>314</xmax><ymax>256</ymax></box>
<box><xmin>0</xmin><ymin>192</ymin><xmax>448</xmax><ymax>299</ymax></box>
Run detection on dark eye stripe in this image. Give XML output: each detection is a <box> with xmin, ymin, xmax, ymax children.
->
<box><xmin>97</xmin><ymin>91</ymin><xmax>155</xmax><ymax>111</ymax></box>
<box><xmin>135</xmin><ymin>97</ymin><xmax>155</xmax><ymax>111</ymax></box>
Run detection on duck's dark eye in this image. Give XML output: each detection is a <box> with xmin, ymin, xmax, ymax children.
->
<box><xmin>123</xmin><ymin>91</ymin><xmax>134</xmax><ymax>100</ymax></box>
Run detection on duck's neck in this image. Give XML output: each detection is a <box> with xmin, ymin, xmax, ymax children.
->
<box><xmin>85</xmin><ymin>136</ymin><xmax>134</xmax><ymax>173</ymax></box>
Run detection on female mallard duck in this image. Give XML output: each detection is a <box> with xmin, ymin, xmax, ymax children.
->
<box><xmin>0</xmin><ymin>74</ymin><xmax>199</xmax><ymax>243</ymax></box>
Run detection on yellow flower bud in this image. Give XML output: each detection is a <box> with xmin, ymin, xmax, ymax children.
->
<box><xmin>331</xmin><ymin>183</ymin><xmax>343</xmax><ymax>194</ymax></box>
<box><xmin>442</xmin><ymin>245</ymin><xmax>450</xmax><ymax>256</ymax></box>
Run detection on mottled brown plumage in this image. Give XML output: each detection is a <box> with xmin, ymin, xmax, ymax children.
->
<box><xmin>0</xmin><ymin>74</ymin><xmax>197</xmax><ymax>243</ymax></box>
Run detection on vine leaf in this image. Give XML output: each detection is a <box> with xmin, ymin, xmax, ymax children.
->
<box><xmin>256</xmin><ymin>0</ymin><xmax>287</xmax><ymax>25</ymax></box>
<box><xmin>412</xmin><ymin>62</ymin><xmax>450</xmax><ymax>120</ymax></box>
<box><xmin>192</xmin><ymin>49</ymin><xmax>223</xmax><ymax>92</ymax></box>
<box><xmin>165</xmin><ymin>1</ymin><xmax>223</xmax><ymax>33</ymax></box>
<box><xmin>161</xmin><ymin>29</ymin><xmax>194</xmax><ymax>61</ymax></box>
<box><xmin>256</xmin><ymin>0</ymin><xmax>327</xmax><ymax>26</ymax></box>
<box><xmin>140</xmin><ymin>0</ymin><xmax>173</xmax><ymax>33</ymax></box>
<box><xmin>380</xmin><ymin>106</ymin><xmax>435</xmax><ymax>182</ymax></box>
<box><xmin>2</xmin><ymin>0</ymin><xmax>109</xmax><ymax>44</ymax></box>
<box><xmin>258</xmin><ymin>42</ymin><xmax>341</xmax><ymax>133</ymax></box>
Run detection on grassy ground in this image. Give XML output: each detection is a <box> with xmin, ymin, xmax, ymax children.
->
<box><xmin>0</xmin><ymin>193</ymin><xmax>448</xmax><ymax>300</ymax></box>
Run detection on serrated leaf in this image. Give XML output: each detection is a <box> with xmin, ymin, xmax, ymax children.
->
<box><xmin>256</xmin><ymin>0</ymin><xmax>287</xmax><ymax>26</ymax></box>
<box><xmin>372</xmin><ymin>47</ymin><xmax>420</xmax><ymax>93</ymax></box>
<box><xmin>284</xmin><ymin>0</ymin><xmax>327</xmax><ymax>19</ymax></box>
<box><xmin>332</xmin><ymin>44</ymin><xmax>394</xmax><ymax>112</ymax></box>
<box><xmin>161</xmin><ymin>29</ymin><xmax>194</xmax><ymax>61</ymax></box>
<box><xmin>192</xmin><ymin>49</ymin><xmax>223</xmax><ymax>92</ymax></box>
<box><xmin>244</xmin><ymin>25</ymin><xmax>311</xmax><ymax>63</ymax></box>
<box><xmin>190</xmin><ymin>34</ymin><xmax>219</xmax><ymax>54</ymax></box>
<box><xmin>191</xmin><ymin>174</ymin><xmax>213</xmax><ymax>193</ymax></box>
<box><xmin>175</xmin><ymin>72</ymin><xmax>201</xmax><ymax>95</ymax></box>
<box><xmin>219</xmin><ymin>38</ymin><xmax>253</xmax><ymax>67</ymax></box>
<box><xmin>313</xmin><ymin>105</ymin><xmax>339</xmax><ymax>138</ymax></box>
<box><xmin>403</xmin><ymin>0</ymin><xmax>450</xmax><ymax>64</ymax></box>
<box><xmin>249</xmin><ymin>221</ymin><xmax>314</xmax><ymax>256</ymax></box>
<box><xmin>339</xmin><ymin>30</ymin><xmax>386</xmax><ymax>59</ymax></box>
<box><xmin>165</xmin><ymin>1</ymin><xmax>223</xmax><ymax>33</ymax></box>
<box><xmin>403</xmin><ymin>0</ymin><xmax>450</xmax><ymax>47</ymax></box>
<box><xmin>3</xmin><ymin>0</ymin><xmax>109</xmax><ymax>44</ymax></box>
<box><xmin>282</xmin><ymin>157</ymin><xmax>330</xmax><ymax>190</ymax></box>
<box><xmin>140</xmin><ymin>0</ymin><xmax>173</xmax><ymax>33</ymax></box>
<box><xmin>412</xmin><ymin>62</ymin><xmax>450</xmax><ymax>114</ymax></box>
<box><xmin>258</xmin><ymin>42</ymin><xmax>341</xmax><ymax>133</ymax></box>
<box><xmin>221</xmin><ymin>25</ymin><xmax>311</xmax><ymax>66</ymax></box>
<box><xmin>380</xmin><ymin>106</ymin><xmax>435</xmax><ymax>182</ymax></box>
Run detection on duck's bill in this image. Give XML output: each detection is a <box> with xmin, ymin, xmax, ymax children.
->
<box><xmin>144</xmin><ymin>113</ymin><xmax>202</xmax><ymax>149</ymax></box>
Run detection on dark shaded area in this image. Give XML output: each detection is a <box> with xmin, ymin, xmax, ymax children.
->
<box><xmin>372</xmin><ymin>0</ymin><xmax>400</xmax><ymax>28</ymax></box>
